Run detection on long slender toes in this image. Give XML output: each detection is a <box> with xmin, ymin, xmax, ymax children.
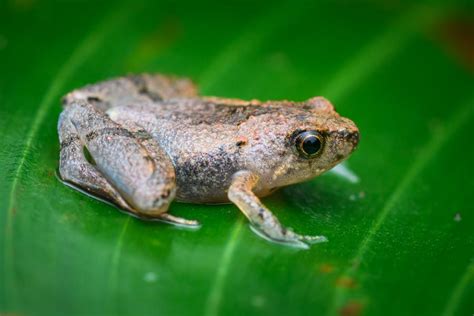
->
<box><xmin>267</xmin><ymin>229</ymin><xmax>324</xmax><ymax>248</ymax></box>
<box><xmin>156</xmin><ymin>213</ymin><xmax>201</xmax><ymax>228</ymax></box>
<box><xmin>281</xmin><ymin>229</ymin><xmax>327</xmax><ymax>245</ymax></box>
<box><xmin>249</xmin><ymin>225</ymin><xmax>309</xmax><ymax>249</ymax></box>
<box><xmin>300</xmin><ymin>234</ymin><xmax>328</xmax><ymax>244</ymax></box>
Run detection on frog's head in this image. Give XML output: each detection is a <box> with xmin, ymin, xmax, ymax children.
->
<box><xmin>244</xmin><ymin>97</ymin><xmax>359</xmax><ymax>190</ymax></box>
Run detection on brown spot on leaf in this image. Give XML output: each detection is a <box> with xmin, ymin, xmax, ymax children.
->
<box><xmin>0</xmin><ymin>312</ymin><xmax>24</xmax><ymax>316</ymax></box>
<box><xmin>339</xmin><ymin>301</ymin><xmax>364</xmax><ymax>316</ymax></box>
<box><xmin>336</xmin><ymin>276</ymin><xmax>358</xmax><ymax>289</ymax></box>
<box><xmin>10</xmin><ymin>0</ymin><xmax>36</xmax><ymax>11</ymax></box>
<box><xmin>319</xmin><ymin>263</ymin><xmax>335</xmax><ymax>274</ymax></box>
<box><xmin>434</xmin><ymin>16</ymin><xmax>474</xmax><ymax>71</ymax></box>
<box><xmin>125</xmin><ymin>18</ymin><xmax>182</xmax><ymax>69</ymax></box>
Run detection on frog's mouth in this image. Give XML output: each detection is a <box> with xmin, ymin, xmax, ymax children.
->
<box><xmin>265</xmin><ymin>155</ymin><xmax>318</xmax><ymax>188</ymax></box>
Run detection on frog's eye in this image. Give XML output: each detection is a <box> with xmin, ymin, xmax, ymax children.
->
<box><xmin>293</xmin><ymin>130</ymin><xmax>324</xmax><ymax>158</ymax></box>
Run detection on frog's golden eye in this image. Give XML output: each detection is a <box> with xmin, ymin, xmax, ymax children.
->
<box><xmin>294</xmin><ymin>130</ymin><xmax>324</xmax><ymax>158</ymax></box>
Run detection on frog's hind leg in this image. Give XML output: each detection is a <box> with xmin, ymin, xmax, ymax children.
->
<box><xmin>228</xmin><ymin>171</ymin><xmax>328</xmax><ymax>249</ymax></box>
<box><xmin>116</xmin><ymin>118</ymin><xmax>200</xmax><ymax>228</ymax></box>
<box><xmin>58</xmin><ymin>100</ymin><xmax>199</xmax><ymax>227</ymax></box>
<box><xmin>58</xmin><ymin>109</ymin><xmax>134</xmax><ymax>212</ymax></box>
<box><xmin>62</xmin><ymin>73</ymin><xmax>198</xmax><ymax>112</ymax></box>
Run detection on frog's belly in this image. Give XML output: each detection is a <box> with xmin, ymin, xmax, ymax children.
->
<box><xmin>171</xmin><ymin>154</ymin><xmax>279</xmax><ymax>204</ymax></box>
<box><xmin>173</xmin><ymin>171</ymin><xmax>234</xmax><ymax>202</ymax></box>
<box><xmin>171</xmin><ymin>154</ymin><xmax>238</xmax><ymax>204</ymax></box>
<box><xmin>175</xmin><ymin>181</ymin><xmax>278</xmax><ymax>204</ymax></box>
<box><xmin>176</xmin><ymin>192</ymin><xmax>231</xmax><ymax>204</ymax></box>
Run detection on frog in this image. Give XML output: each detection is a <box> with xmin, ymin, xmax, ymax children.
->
<box><xmin>58</xmin><ymin>73</ymin><xmax>359</xmax><ymax>248</ymax></box>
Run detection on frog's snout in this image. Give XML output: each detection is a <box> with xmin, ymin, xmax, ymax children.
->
<box><xmin>336</xmin><ymin>117</ymin><xmax>359</xmax><ymax>153</ymax></box>
<box><xmin>349</xmin><ymin>131</ymin><xmax>360</xmax><ymax>150</ymax></box>
<box><xmin>334</xmin><ymin>128</ymin><xmax>359</xmax><ymax>150</ymax></box>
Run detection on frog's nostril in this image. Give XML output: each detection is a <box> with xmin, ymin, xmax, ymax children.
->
<box><xmin>351</xmin><ymin>132</ymin><xmax>360</xmax><ymax>147</ymax></box>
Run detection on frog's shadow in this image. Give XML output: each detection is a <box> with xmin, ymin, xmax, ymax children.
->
<box><xmin>277</xmin><ymin>177</ymin><xmax>362</xmax><ymax>221</ymax></box>
<box><xmin>55</xmin><ymin>169</ymin><xmax>202</xmax><ymax>231</ymax></box>
<box><xmin>56</xmin><ymin>169</ymin><xmax>242</xmax><ymax>265</ymax></box>
<box><xmin>55</xmin><ymin>168</ymin><xmax>361</xmax><ymax>254</ymax></box>
<box><xmin>56</xmin><ymin>167</ymin><xmax>359</xmax><ymax>224</ymax></box>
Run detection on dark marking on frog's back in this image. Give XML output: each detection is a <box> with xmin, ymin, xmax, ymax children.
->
<box><xmin>128</xmin><ymin>75</ymin><xmax>164</xmax><ymax>101</ymax></box>
<box><xmin>161</xmin><ymin>99</ymin><xmax>306</xmax><ymax>126</ymax></box>
<box><xmin>60</xmin><ymin>135</ymin><xmax>80</xmax><ymax>148</ymax></box>
<box><xmin>235</xmin><ymin>137</ymin><xmax>248</xmax><ymax>147</ymax></box>
<box><xmin>85</xmin><ymin>127</ymin><xmax>134</xmax><ymax>142</ymax></box>
<box><xmin>86</xmin><ymin>96</ymin><xmax>112</xmax><ymax>109</ymax></box>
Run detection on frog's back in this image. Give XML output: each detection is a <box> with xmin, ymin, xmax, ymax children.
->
<box><xmin>131</xmin><ymin>97</ymin><xmax>274</xmax><ymax>124</ymax></box>
<box><xmin>107</xmin><ymin>97</ymin><xmax>296</xmax><ymax>203</ymax></box>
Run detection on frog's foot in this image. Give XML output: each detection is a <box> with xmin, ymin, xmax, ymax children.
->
<box><xmin>155</xmin><ymin>213</ymin><xmax>201</xmax><ymax>229</ymax></box>
<box><xmin>302</xmin><ymin>234</ymin><xmax>328</xmax><ymax>244</ymax></box>
<box><xmin>249</xmin><ymin>225</ymin><xmax>327</xmax><ymax>249</ymax></box>
<box><xmin>228</xmin><ymin>170</ymin><xmax>328</xmax><ymax>249</ymax></box>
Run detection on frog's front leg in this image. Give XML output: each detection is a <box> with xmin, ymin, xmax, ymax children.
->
<box><xmin>228</xmin><ymin>171</ymin><xmax>327</xmax><ymax>248</ymax></box>
<box><xmin>59</xmin><ymin>100</ymin><xmax>199</xmax><ymax>227</ymax></box>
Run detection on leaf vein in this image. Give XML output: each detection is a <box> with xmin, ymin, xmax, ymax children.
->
<box><xmin>2</xmin><ymin>3</ymin><xmax>133</xmax><ymax>306</ymax></box>
<box><xmin>198</xmin><ymin>0</ymin><xmax>304</xmax><ymax>92</ymax></box>
<box><xmin>321</xmin><ymin>6</ymin><xmax>439</xmax><ymax>102</ymax></box>
<box><xmin>107</xmin><ymin>217</ymin><xmax>131</xmax><ymax>311</ymax></box>
<box><xmin>441</xmin><ymin>261</ymin><xmax>474</xmax><ymax>316</ymax></box>
<box><xmin>204</xmin><ymin>219</ymin><xmax>244</xmax><ymax>316</ymax></box>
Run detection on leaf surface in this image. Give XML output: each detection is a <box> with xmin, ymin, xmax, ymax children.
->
<box><xmin>1</xmin><ymin>1</ymin><xmax>473</xmax><ymax>315</ymax></box>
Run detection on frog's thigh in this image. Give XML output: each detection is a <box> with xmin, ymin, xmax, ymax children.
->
<box><xmin>115</xmin><ymin>119</ymin><xmax>200</xmax><ymax>227</ymax></box>
<box><xmin>228</xmin><ymin>170</ymin><xmax>328</xmax><ymax>248</ymax></box>
<box><xmin>58</xmin><ymin>108</ymin><xmax>134</xmax><ymax>212</ymax></box>
<box><xmin>61</xmin><ymin>100</ymin><xmax>177</xmax><ymax>216</ymax></box>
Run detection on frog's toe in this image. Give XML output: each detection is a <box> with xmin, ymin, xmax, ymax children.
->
<box><xmin>282</xmin><ymin>239</ymin><xmax>310</xmax><ymax>250</ymax></box>
<box><xmin>252</xmin><ymin>225</ymin><xmax>327</xmax><ymax>249</ymax></box>
<box><xmin>301</xmin><ymin>234</ymin><xmax>328</xmax><ymax>244</ymax></box>
<box><xmin>249</xmin><ymin>225</ymin><xmax>310</xmax><ymax>249</ymax></box>
<box><xmin>156</xmin><ymin>213</ymin><xmax>201</xmax><ymax>229</ymax></box>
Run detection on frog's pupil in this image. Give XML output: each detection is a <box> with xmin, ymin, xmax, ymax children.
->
<box><xmin>303</xmin><ymin>136</ymin><xmax>321</xmax><ymax>155</ymax></box>
<box><xmin>293</xmin><ymin>130</ymin><xmax>324</xmax><ymax>158</ymax></box>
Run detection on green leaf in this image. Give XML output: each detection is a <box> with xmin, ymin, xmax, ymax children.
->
<box><xmin>1</xmin><ymin>1</ymin><xmax>473</xmax><ymax>315</ymax></box>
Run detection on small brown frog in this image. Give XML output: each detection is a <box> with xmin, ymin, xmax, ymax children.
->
<box><xmin>58</xmin><ymin>73</ymin><xmax>359</xmax><ymax>248</ymax></box>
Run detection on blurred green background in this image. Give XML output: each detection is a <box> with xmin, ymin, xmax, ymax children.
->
<box><xmin>1</xmin><ymin>0</ymin><xmax>473</xmax><ymax>315</ymax></box>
